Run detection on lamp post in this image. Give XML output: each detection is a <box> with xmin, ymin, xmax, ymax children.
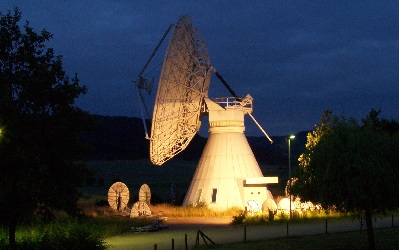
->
<box><xmin>288</xmin><ymin>134</ymin><xmax>295</xmax><ymax>219</ymax></box>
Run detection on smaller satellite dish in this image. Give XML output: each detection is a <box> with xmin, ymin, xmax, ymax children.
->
<box><xmin>139</xmin><ymin>184</ymin><xmax>151</xmax><ymax>204</ymax></box>
<box><xmin>130</xmin><ymin>201</ymin><xmax>152</xmax><ymax>218</ymax></box>
<box><xmin>246</xmin><ymin>200</ymin><xmax>261</xmax><ymax>215</ymax></box>
<box><xmin>108</xmin><ymin>182</ymin><xmax>130</xmax><ymax>211</ymax></box>
<box><xmin>277</xmin><ymin>198</ymin><xmax>291</xmax><ymax>212</ymax></box>
<box><xmin>262</xmin><ymin>198</ymin><xmax>277</xmax><ymax>213</ymax></box>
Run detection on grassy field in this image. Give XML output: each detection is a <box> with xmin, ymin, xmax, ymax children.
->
<box><xmin>195</xmin><ymin>227</ymin><xmax>399</xmax><ymax>249</ymax></box>
<box><xmin>83</xmin><ymin>159</ymin><xmax>288</xmax><ymax>204</ymax></box>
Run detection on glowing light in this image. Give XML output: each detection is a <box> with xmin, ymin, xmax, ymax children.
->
<box><xmin>277</xmin><ymin>198</ymin><xmax>291</xmax><ymax>212</ymax></box>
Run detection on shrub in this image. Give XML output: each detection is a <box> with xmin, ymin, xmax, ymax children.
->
<box><xmin>231</xmin><ymin>211</ymin><xmax>246</xmax><ymax>224</ymax></box>
<box><xmin>0</xmin><ymin>219</ymin><xmax>109</xmax><ymax>249</ymax></box>
<box><xmin>195</xmin><ymin>201</ymin><xmax>207</xmax><ymax>208</ymax></box>
<box><xmin>268</xmin><ymin>209</ymin><xmax>275</xmax><ymax>222</ymax></box>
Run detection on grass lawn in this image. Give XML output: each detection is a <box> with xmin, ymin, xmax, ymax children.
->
<box><xmin>196</xmin><ymin>227</ymin><xmax>399</xmax><ymax>250</ymax></box>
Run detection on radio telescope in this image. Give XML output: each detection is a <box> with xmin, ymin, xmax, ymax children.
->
<box><xmin>136</xmin><ymin>16</ymin><xmax>277</xmax><ymax>210</ymax></box>
<box><xmin>141</xmin><ymin>16</ymin><xmax>211</xmax><ymax>165</ymax></box>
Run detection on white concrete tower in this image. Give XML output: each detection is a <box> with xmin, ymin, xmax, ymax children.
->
<box><xmin>183</xmin><ymin>96</ymin><xmax>277</xmax><ymax>211</ymax></box>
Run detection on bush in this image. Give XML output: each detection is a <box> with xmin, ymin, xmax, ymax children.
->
<box><xmin>0</xmin><ymin>219</ymin><xmax>109</xmax><ymax>249</ymax></box>
<box><xmin>39</xmin><ymin>222</ymin><xmax>108</xmax><ymax>250</ymax></box>
<box><xmin>231</xmin><ymin>211</ymin><xmax>246</xmax><ymax>224</ymax></box>
<box><xmin>268</xmin><ymin>209</ymin><xmax>275</xmax><ymax>221</ymax></box>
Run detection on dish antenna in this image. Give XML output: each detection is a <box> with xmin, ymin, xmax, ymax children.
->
<box><xmin>131</xmin><ymin>183</ymin><xmax>152</xmax><ymax>217</ymax></box>
<box><xmin>139</xmin><ymin>183</ymin><xmax>151</xmax><ymax>204</ymax></box>
<box><xmin>108</xmin><ymin>182</ymin><xmax>130</xmax><ymax>212</ymax></box>
<box><xmin>136</xmin><ymin>16</ymin><xmax>277</xmax><ymax>210</ymax></box>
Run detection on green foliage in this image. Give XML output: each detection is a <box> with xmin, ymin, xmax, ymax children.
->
<box><xmin>195</xmin><ymin>201</ymin><xmax>208</xmax><ymax>208</ymax></box>
<box><xmin>0</xmin><ymin>7</ymin><xmax>92</xmax><ymax>245</ymax></box>
<box><xmin>292</xmin><ymin>109</ymin><xmax>399</xmax><ymax>213</ymax></box>
<box><xmin>84</xmin><ymin>216</ymin><xmax>150</xmax><ymax>237</ymax></box>
<box><xmin>296</xmin><ymin>110</ymin><xmax>333</xmax><ymax>180</ymax></box>
<box><xmin>243</xmin><ymin>213</ymin><xmax>269</xmax><ymax>224</ymax></box>
<box><xmin>267</xmin><ymin>209</ymin><xmax>275</xmax><ymax>221</ymax></box>
<box><xmin>231</xmin><ymin>211</ymin><xmax>246</xmax><ymax>224</ymax></box>
<box><xmin>231</xmin><ymin>209</ymin><xmax>346</xmax><ymax>225</ymax></box>
<box><xmin>291</xmin><ymin>109</ymin><xmax>399</xmax><ymax>249</ymax></box>
<box><xmin>0</xmin><ymin>219</ymin><xmax>109</xmax><ymax>249</ymax></box>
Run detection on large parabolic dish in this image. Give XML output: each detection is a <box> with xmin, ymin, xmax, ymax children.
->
<box><xmin>150</xmin><ymin>16</ymin><xmax>211</xmax><ymax>165</ymax></box>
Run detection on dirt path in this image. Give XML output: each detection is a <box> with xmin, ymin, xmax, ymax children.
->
<box><xmin>106</xmin><ymin>215</ymin><xmax>398</xmax><ymax>250</ymax></box>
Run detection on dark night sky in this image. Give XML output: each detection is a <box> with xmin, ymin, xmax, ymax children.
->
<box><xmin>3</xmin><ymin>1</ymin><xmax>399</xmax><ymax>136</ymax></box>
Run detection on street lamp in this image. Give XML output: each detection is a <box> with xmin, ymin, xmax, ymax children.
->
<box><xmin>288</xmin><ymin>134</ymin><xmax>295</xmax><ymax>219</ymax></box>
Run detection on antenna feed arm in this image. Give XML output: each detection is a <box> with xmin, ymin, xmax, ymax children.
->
<box><xmin>248</xmin><ymin>113</ymin><xmax>273</xmax><ymax>144</ymax></box>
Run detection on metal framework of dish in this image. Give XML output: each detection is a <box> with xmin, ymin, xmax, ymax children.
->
<box><xmin>149</xmin><ymin>16</ymin><xmax>211</xmax><ymax>165</ymax></box>
<box><xmin>139</xmin><ymin>183</ymin><xmax>151</xmax><ymax>204</ymax></box>
<box><xmin>108</xmin><ymin>182</ymin><xmax>130</xmax><ymax>211</ymax></box>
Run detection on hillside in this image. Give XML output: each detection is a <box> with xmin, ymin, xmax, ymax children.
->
<box><xmin>83</xmin><ymin>115</ymin><xmax>308</xmax><ymax>166</ymax></box>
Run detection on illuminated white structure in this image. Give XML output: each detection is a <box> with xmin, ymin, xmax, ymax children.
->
<box><xmin>136</xmin><ymin>16</ymin><xmax>277</xmax><ymax>211</ymax></box>
<box><xmin>183</xmin><ymin>97</ymin><xmax>277</xmax><ymax>210</ymax></box>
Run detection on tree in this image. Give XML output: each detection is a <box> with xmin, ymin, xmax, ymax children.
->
<box><xmin>291</xmin><ymin>109</ymin><xmax>399</xmax><ymax>250</ymax></box>
<box><xmin>0</xmin><ymin>8</ymin><xmax>91</xmax><ymax>246</ymax></box>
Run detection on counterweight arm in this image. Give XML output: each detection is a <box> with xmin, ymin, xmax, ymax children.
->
<box><xmin>212</xmin><ymin>67</ymin><xmax>273</xmax><ymax>144</ymax></box>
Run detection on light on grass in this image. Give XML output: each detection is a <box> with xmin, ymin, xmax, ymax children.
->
<box><xmin>239</xmin><ymin>207</ymin><xmax>345</xmax><ymax>225</ymax></box>
<box><xmin>149</xmin><ymin>203</ymin><xmax>242</xmax><ymax>217</ymax></box>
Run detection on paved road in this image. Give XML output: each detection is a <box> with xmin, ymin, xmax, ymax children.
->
<box><xmin>106</xmin><ymin>215</ymin><xmax>398</xmax><ymax>250</ymax></box>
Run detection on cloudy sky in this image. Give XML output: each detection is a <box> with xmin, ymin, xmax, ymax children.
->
<box><xmin>2</xmin><ymin>1</ymin><xmax>399</xmax><ymax>137</ymax></box>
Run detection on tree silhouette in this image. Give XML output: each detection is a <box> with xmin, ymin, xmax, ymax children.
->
<box><xmin>0</xmin><ymin>7</ymin><xmax>91</xmax><ymax>246</ymax></box>
<box><xmin>291</xmin><ymin>110</ymin><xmax>399</xmax><ymax>249</ymax></box>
